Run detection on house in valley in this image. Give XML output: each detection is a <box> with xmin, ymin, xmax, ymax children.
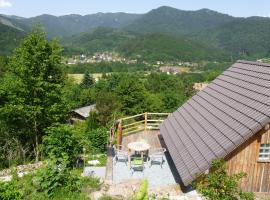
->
<box><xmin>159</xmin><ymin>66</ymin><xmax>182</xmax><ymax>75</ymax></box>
<box><xmin>70</xmin><ymin>104</ymin><xmax>96</xmax><ymax>123</ymax></box>
<box><xmin>160</xmin><ymin>60</ymin><xmax>270</xmax><ymax>193</ymax></box>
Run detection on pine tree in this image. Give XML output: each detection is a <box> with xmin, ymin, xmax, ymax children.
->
<box><xmin>80</xmin><ymin>70</ymin><xmax>94</xmax><ymax>88</ymax></box>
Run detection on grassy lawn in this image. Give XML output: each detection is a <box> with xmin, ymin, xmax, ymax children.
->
<box><xmin>85</xmin><ymin>154</ymin><xmax>107</xmax><ymax>167</ymax></box>
<box><xmin>68</xmin><ymin>73</ymin><xmax>111</xmax><ymax>84</ymax></box>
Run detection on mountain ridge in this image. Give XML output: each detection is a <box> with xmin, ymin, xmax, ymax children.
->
<box><xmin>1</xmin><ymin>6</ymin><xmax>270</xmax><ymax>59</ymax></box>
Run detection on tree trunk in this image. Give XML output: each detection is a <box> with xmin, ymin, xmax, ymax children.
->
<box><xmin>33</xmin><ymin>89</ymin><xmax>39</xmax><ymax>163</ymax></box>
<box><xmin>33</xmin><ymin>109</ymin><xmax>39</xmax><ymax>162</ymax></box>
<box><xmin>35</xmin><ymin>132</ymin><xmax>39</xmax><ymax>162</ymax></box>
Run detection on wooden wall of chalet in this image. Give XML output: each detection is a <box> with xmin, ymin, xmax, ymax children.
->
<box><xmin>225</xmin><ymin>126</ymin><xmax>270</xmax><ymax>193</ymax></box>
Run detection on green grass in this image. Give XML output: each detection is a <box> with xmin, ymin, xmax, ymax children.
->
<box><xmin>68</xmin><ymin>73</ymin><xmax>111</xmax><ymax>84</ymax></box>
<box><xmin>85</xmin><ymin>154</ymin><xmax>107</xmax><ymax>167</ymax></box>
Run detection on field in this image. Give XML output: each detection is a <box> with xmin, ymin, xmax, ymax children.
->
<box><xmin>68</xmin><ymin>73</ymin><xmax>110</xmax><ymax>83</ymax></box>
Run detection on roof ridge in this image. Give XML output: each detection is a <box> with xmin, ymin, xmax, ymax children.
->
<box><xmin>237</xmin><ymin>60</ymin><xmax>270</xmax><ymax>67</ymax></box>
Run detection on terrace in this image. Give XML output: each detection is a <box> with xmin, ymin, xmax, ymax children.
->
<box><xmin>105</xmin><ymin>113</ymin><xmax>182</xmax><ymax>188</ymax></box>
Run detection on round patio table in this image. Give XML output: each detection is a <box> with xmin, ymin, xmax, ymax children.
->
<box><xmin>127</xmin><ymin>141</ymin><xmax>151</xmax><ymax>152</ymax></box>
<box><xmin>127</xmin><ymin>141</ymin><xmax>150</xmax><ymax>167</ymax></box>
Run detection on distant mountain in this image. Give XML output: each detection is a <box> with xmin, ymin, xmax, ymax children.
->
<box><xmin>11</xmin><ymin>13</ymin><xmax>141</xmax><ymax>38</ymax></box>
<box><xmin>0</xmin><ymin>15</ymin><xmax>29</xmax><ymax>32</ymax></box>
<box><xmin>63</xmin><ymin>28</ymin><xmax>228</xmax><ymax>61</ymax></box>
<box><xmin>64</xmin><ymin>27</ymin><xmax>136</xmax><ymax>55</ymax></box>
<box><xmin>118</xmin><ymin>33</ymin><xmax>229</xmax><ymax>61</ymax></box>
<box><xmin>195</xmin><ymin>17</ymin><xmax>270</xmax><ymax>58</ymax></box>
<box><xmin>0</xmin><ymin>23</ymin><xmax>25</xmax><ymax>55</ymax></box>
<box><xmin>2</xmin><ymin>6</ymin><xmax>270</xmax><ymax>59</ymax></box>
<box><xmin>124</xmin><ymin>6</ymin><xmax>235</xmax><ymax>35</ymax></box>
<box><xmin>2</xmin><ymin>7</ymin><xmax>235</xmax><ymax>38</ymax></box>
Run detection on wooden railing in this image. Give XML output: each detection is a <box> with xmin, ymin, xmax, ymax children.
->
<box><xmin>108</xmin><ymin>112</ymin><xmax>170</xmax><ymax>147</ymax></box>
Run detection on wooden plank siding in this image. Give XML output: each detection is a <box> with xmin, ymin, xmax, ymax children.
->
<box><xmin>225</xmin><ymin>126</ymin><xmax>270</xmax><ymax>193</ymax></box>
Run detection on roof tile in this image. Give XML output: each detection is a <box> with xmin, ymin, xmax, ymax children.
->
<box><xmin>160</xmin><ymin>61</ymin><xmax>270</xmax><ymax>186</ymax></box>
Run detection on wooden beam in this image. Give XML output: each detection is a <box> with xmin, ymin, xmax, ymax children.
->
<box><xmin>144</xmin><ymin>112</ymin><xmax>148</xmax><ymax>133</ymax></box>
<box><xmin>122</xmin><ymin>120</ymin><xmax>145</xmax><ymax>128</ymax></box>
<box><xmin>121</xmin><ymin>113</ymin><xmax>144</xmax><ymax>121</ymax></box>
<box><xmin>117</xmin><ymin>120</ymin><xmax>123</xmax><ymax>148</ymax></box>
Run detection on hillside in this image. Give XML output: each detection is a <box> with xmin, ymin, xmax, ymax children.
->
<box><xmin>124</xmin><ymin>6</ymin><xmax>235</xmax><ymax>35</ymax></box>
<box><xmin>64</xmin><ymin>27</ymin><xmax>136</xmax><ymax>54</ymax></box>
<box><xmin>195</xmin><ymin>17</ymin><xmax>270</xmax><ymax>58</ymax></box>
<box><xmin>118</xmin><ymin>33</ymin><xmax>229</xmax><ymax>61</ymax></box>
<box><xmin>10</xmin><ymin>13</ymin><xmax>141</xmax><ymax>38</ymax></box>
<box><xmin>0</xmin><ymin>23</ymin><xmax>25</xmax><ymax>55</ymax></box>
<box><xmin>0</xmin><ymin>15</ymin><xmax>30</xmax><ymax>32</ymax></box>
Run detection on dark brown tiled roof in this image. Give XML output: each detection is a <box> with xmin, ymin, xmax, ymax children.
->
<box><xmin>160</xmin><ymin>60</ymin><xmax>270</xmax><ymax>186</ymax></box>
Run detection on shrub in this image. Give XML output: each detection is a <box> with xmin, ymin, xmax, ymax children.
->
<box><xmin>15</xmin><ymin>165</ymin><xmax>101</xmax><ymax>200</ymax></box>
<box><xmin>43</xmin><ymin>124</ymin><xmax>81</xmax><ymax>165</ymax></box>
<box><xmin>34</xmin><ymin>157</ymin><xmax>82</xmax><ymax>196</ymax></box>
<box><xmin>88</xmin><ymin>128</ymin><xmax>108</xmax><ymax>153</ymax></box>
<box><xmin>130</xmin><ymin>179</ymin><xmax>149</xmax><ymax>200</ymax></box>
<box><xmin>0</xmin><ymin>180</ymin><xmax>23</xmax><ymax>200</ymax></box>
<box><xmin>193</xmin><ymin>159</ymin><xmax>254</xmax><ymax>200</ymax></box>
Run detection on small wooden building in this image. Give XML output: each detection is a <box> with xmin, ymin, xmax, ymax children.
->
<box><xmin>70</xmin><ymin>104</ymin><xmax>96</xmax><ymax>123</ymax></box>
<box><xmin>160</xmin><ymin>60</ymin><xmax>270</xmax><ymax>193</ymax></box>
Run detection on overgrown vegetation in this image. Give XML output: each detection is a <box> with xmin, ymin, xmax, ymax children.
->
<box><xmin>129</xmin><ymin>179</ymin><xmax>149</xmax><ymax>200</ymax></box>
<box><xmin>42</xmin><ymin>124</ymin><xmax>81</xmax><ymax>164</ymax></box>
<box><xmin>0</xmin><ymin>179</ymin><xmax>23</xmax><ymax>200</ymax></box>
<box><xmin>194</xmin><ymin>159</ymin><xmax>254</xmax><ymax>200</ymax></box>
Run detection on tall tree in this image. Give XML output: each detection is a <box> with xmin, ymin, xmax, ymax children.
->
<box><xmin>0</xmin><ymin>27</ymin><xmax>67</xmax><ymax>162</ymax></box>
<box><xmin>0</xmin><ymin>56</ymin><xmax>8</xmax><ymax>77</ymax></box>
<box><xmin>115</xmin><ymin>75</ymin><xmax>148</xmax><ymax>115</ymax></box>
<box><xmin>80</xmin><ymin>70</ymin><xmax>94</xmax><ymax>88</ymax></box>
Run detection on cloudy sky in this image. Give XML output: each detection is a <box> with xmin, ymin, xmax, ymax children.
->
<box><xmin>0</xmin><ymin>0</ymin><xmax>270</xmax><ymax>18</ymax></box>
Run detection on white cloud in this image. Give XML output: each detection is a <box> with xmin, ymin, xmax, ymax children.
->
<box><xmin>0</xmin><ymin>0</ymin><xmax>12</xmax><ymax>8</ymax></box>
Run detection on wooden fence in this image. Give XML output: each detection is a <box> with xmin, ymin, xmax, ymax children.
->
<box><xmin>108</xmin><ymin>112</ymin><xmax>170</xmax><ymax>146</ymax></box>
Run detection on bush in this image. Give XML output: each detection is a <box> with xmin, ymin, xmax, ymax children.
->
<box><xmin>194</xmin><ymin>159</ymin><xmax>254</xmax><ymax>200</ymax></box>
<box><xmin>43</xmin><ymin>124</ymin><xmax>81</xmax><ymax>165</ymax></box>
<box><xmin>88</xmin><ymin>128</ymin><xmax>108</xmax><ymax>153</ymax></box>
<box><xmin>129</xmin><ymin>179</ymin><xmax>149</xmax><ymax>200</ymax></box>
<box><xmin>34</xmin><ymin>157</ymin><xmax>82</xmax><ymax>196</ymax></box>
<box><xmin>14</xmin><ymin>165</ymin><xmax>101</xmax><ymax>200</ymax></box>
<box><xmin>0</xmin><ymin>180</ymin><xmax>23</xmax><ymax>200</ymax></box>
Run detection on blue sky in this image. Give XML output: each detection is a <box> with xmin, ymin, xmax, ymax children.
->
<box><xmin>0</xmin><ymin>0</ymin><xmax>270</xmax><ymax>18</ymax></box>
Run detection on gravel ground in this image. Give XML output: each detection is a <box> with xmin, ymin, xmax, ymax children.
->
<box><xmin>113</xmin><ymin>155</ymin><xmax>177</xmax><ymax>187</ymax></box>
<box><xmin>83</xmin><ymin>167</ymin><xmax>106</xmax><ymax>179</ymax></box>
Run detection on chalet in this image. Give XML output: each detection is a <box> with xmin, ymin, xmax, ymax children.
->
<box><xmin>160</xmin><ymin>60</ymin><xmax>270</xmax><ymax>193</ymax></box>
<box><xmin>70</xmin><ymin>104</ymin><xmax>96</xmax><ymax>123</ymax></box>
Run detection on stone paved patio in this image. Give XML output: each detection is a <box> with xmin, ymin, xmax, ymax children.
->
<box><xmin>113</xmin><ymin>153</ymin><xmax>177</xmax><ymax>187</ymax></box>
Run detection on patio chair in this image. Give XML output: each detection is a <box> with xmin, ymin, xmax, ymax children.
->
<box><xmin>149</xmin><ymin>148</ymin><xmax>166</xmax><ymax>168</ymax></box>
<box><xmin>130</xmin><ymin>156</ymin><xmax>144</xmax><ymax>175</ymax></box>
<box><xmin>113</xmin><ymin>145</ymin><xmax>128</xmax><ymax>165</ymax></box>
